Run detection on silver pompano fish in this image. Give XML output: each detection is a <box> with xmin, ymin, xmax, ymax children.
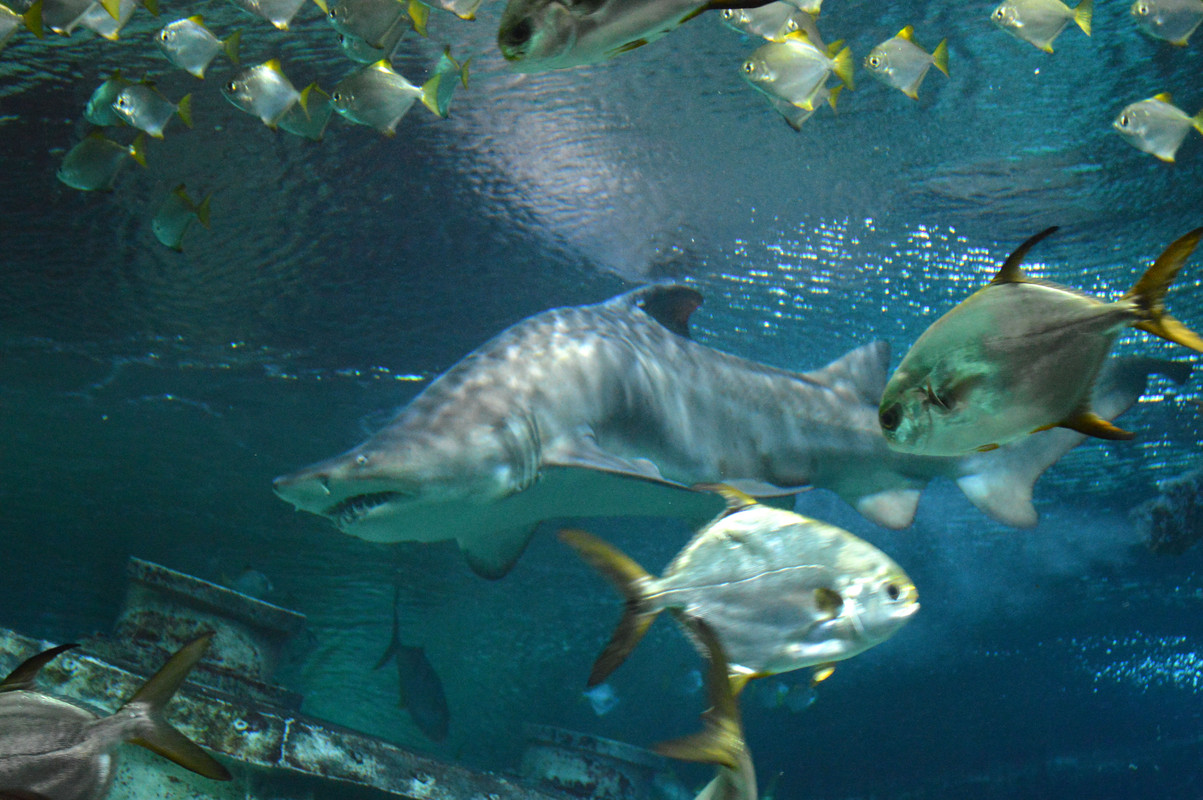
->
<box><xmin>879</xmin><ymin>227</ymin><xmax>1203</xmax><ymax>456</ymax></box>
<box><xmin>157</xmin><ymin>16</ymin><xmax>241</xmax><ymax>78</ymax></box>
<box><xmin>864</xmin><ymin>25</ymin><xmax>948</xmax><ymax>100</ymax></box>
<box><xmin>560</xmin><ymin>484</ymin><xmax>918</xmax><ymax>686</ymax></box>
<box><xmin>1114</xmin><ymin>93</ymin><xmax>1203</xmax><ymax>163</ymax></box>
<box><xmin>222</xmin><ymin>58</ymin><xmax>300</xmax><ymax>126</ymax></box>
<box><xmin>990</xmin><ymin>0</ymin><xmax>1091</xmax><ymax>52</ymax></box>
<box><xmin>1131</xmin><ymin>0</ymin><xmax>1203</xmax><ymax>44</ymax></box>
<box><xmin>273</xmin><ymin>285</ymin><xmax>1182</xmax><ymax>579</ymax></box>
<box><xmin>0</xmin><ymin>635</ymin><xmax>231</xmax><ymax>799</ymax></box>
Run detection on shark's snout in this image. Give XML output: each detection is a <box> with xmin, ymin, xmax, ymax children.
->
<box><xmin>272</xmin><ymin>467</ymin><xmax>334</xmax><ymax>512</ymax></box>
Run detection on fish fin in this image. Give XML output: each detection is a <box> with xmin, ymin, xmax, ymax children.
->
<box><xmin>828</xmin><ymin>83</ymin><xmax>843</xmax><ymax>111</ymax></box>
<box><xmin>100</xmin><ymin>0</ymin><xmax>120</xmax><ymax>20</ymax></box>
<box><xmin>311</xmin><ymin>0</ymin><xmax>328</xmax><ymax>12</ymax></box>
<box><xmin>407</xmin><ymin>0</ymin><xmax>429</xmax><ymax>37</ymax></box>
<box><xmin>814</xmin><ymin>587</ymin><xmax>842</xmax><ymax>620</ymax></box>
<box><xmin>853</xmin><ymin>488</ymin><xmax>921</xmax><ymax>529</ymax></box>
<box><xmin>612</xmin><ymin>37</ymin><xmax>649</xmax><ymax>54</ymax></box>
<box><xmin>177</xmin><ymin>94</ymin><xmax>193</xmax><ymax>128</ymax></box>
<box><xmin>654</xmin><ymin>618</ymin><xmax>743</xmax><ymax>771</ymax></box>
<box><xmin>990</xmin><ymin>226</ymin><xmax>1059</xmax><ymax>285</ymax></box>
<box><xmin>1125</xmin><ymin>228</ymin><xmax>1203</xmax><ymax>353</ymax></box>
<box><xmin>559</xmin><ymin>528</ymin><xmax>659</xmax><ymax>686</ymax></box>
<box><xmin>129</xmin><ymin>133</ymin><xmax>148</xmax><ymax>168</ymax></box>
<box><xmin>1152</xmin><ymin>91</ymin><xmax>1173</xmax><ymax>104</ymax></box>
<box><xmin>125</xmin><ymin>633</ymin><xmax>232</xmax><ymax>781</ymax></box>
<box><xmin>225</xmin><ymin>29</ymin><xmax>241</xmax><ymax>65</ymax></box>
<box><xmin>23</xmin><ymin>0</ymin><xmax>44</xmax><ymax>38</ymax></box>
<box><xmin>831</xmin><ymin>45</ymin><xmax>855</xmax><ymax>90</ymax></box>
<box><xmin>932</xmin><ymin>38</ymin><xmax>949</xmax><ymax>76</ymax></box>
<box><xmin>142</xmin><ymin>0</ymin><xmax>159</xmax><ymax>14</ymax></box>
<box><xmin>1192</xmin><ymin>109</ymin><xmax>1203</xmax><ymax>136</ymax></box>
<box><xmin>459</xmin><ymin>524</ymin><xmax>536</xmax><ymax>579</ymax></box>
<box><xmin>419</xmin><ymin>72</ymin><xmax>446</xmax><ymax>117</ymax></box>
<box><xmin>896</xmin><ymin>24</ymin><xmax>914</xmax><ymax>40</ymax></box>
<box><xmin>811</xmin><ymin>663</ymin><xmax>835</xmax><ymax>684</ymax></box>
<box><xmin>703</xmin><ymin>0</ymin><xmax>778</xmax><ymax>9</ymax></box>
<box><xmin>373</xmin><ymin>582</ymin><xmax>404</xmax><ymax>671</ymax></box>
<box><xmin>635</xmin><ymin>284</ymin><xmax>703</xmax><ymax>339</ymax></box>
<box><xmin>196</xmin><ymin>193</ymin><xmax>213</xmax><ymax>229</ymax></box>
<box><xmin>0</xmin><ymin>643</ymin><xmax>78</xmax><ymax>692</ymax></box>
<box><xmin>903</xmin><ymin>85</ymin><xmax>919</xmax><ymax>101</ymax></box>
<box><xmin>975</xmin><ymin>443</ymin><xmax>1000</xmax><ymax>452</ymax></box>
<box><xmin>804</xmin><ymin>340</ymin><xmax>891</xmax><ymax>405</ymax></box>
<box><xmin>693</xmin><ymin>483</ymin><xmax>759</xmax><ymax>513</ymax></box>
<box><xmin>1073</xmin><ymin>0</ymin><xmax>1091</xmax><ymax>35</ymax></box>
<box><xmin>1057</xmin><ymin>411</ymin><xmax>1133</xmax><ymax>440</ymax></box>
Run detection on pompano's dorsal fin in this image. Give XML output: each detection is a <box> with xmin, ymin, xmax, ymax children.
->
<box><xmin>694</xmin><ymin>483</ymin><xmax>758</xmax><ymax>514</ymax></box>
<box><xmin>991</xmin><ymin>226</ymin><xmax>1059</xmax><ymax>285</ymax></box>
<box><xmin>896</xmin><ymin>24</ymin><xmax>914</xmax><ymax>40</ymax></box>
<box><xmin>1153</xmin><ymin>91</ymin><xmax>1173</xmax><ymax>104</ymax></box>
<box><xmin>636</xmin><ymin>285</ymin><xmax>703</xmax><ymax>339</ymax></box>
<box><xmin>0</xmin><ymin>643</ymin><xmax>78</xmax><ymax>692</ymax></box>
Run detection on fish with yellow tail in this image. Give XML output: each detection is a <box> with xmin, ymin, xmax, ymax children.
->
<box><xmin>1114</xmin><ymin>93</ymin><xmax>1203</xmax><ymax>163</ymax></box>
<box><xmin>864</xmin><ymin>26</ymin><xmax>948</xmax><ymax>100</ymax></box>
<box><xmin>559</xmin><ymin>484</ymin><xmax>918</xmax><ymax>689</ymax></box>
<box><xmin>0</xmin><ymin>0</ymin><xmax>44</xmax><ymax>51</ymax></box>
<box><xmin>222</xmin><ymin>58</ymin><xmax>301</xmax><ymax>127</ymax></box>
<box><xmin>990</xmin><ymin>0</ymin><xmax>1091</xmax><ymax>52</ymax></box>
<box><xmin>0</xmin><ymin>634</ymin><xmax>231</xmax><ymax>799</ymax></box>
<box><xmin>1131</xmin><ymin>0</ymin><xmax>1202</xmax><ymax>45</ymax></box>
<box><xmin>56</xmin><ymin>131</ymin><xmax>147</xmax><ymax>192</ymax></box>
<box><xmin>654</xmin><ymin>617</ymin><xmax>756</xmax><ymax>800</ymax></box>
<box><xmin>879</xmin><ymin>226</ymin><xmax>1203</xmax><ymax>457</ymax></box>
<box><xmin>331</xmin><ymin>51</ymin><xmax>467</xmax><ymax>135</ymax></box>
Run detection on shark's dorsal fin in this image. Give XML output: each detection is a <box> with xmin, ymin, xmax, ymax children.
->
<box><xmin>459</xmin><ymin>524</ymin><xmax>537</xmax><ymax>579</ymax></box>
<box><xmin>636</xmin><ymin>285</ymin><xmax>703</xmax><ymax>340</ymax></box>
<box><xmin>803</xmin><ymin>341</ymin><xmax>891</xmax><ymax>405</ymax></box>
<box><xmin>0</xmin><ymin>643</ymin><xmax>78</xmax><ymax>693</ymax></box>
<box><xmin>990</xmin><ymin>226</ymin><xmax>1059</xmax><ymax>285</ymax></box>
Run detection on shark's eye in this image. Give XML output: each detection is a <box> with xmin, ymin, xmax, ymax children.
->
<box><xmin>879</xmin><ymin>404</ymin><xmax>902</xmax><ymax>431</ymax></box>
<box><xmin>886</xmin><ymin>583</ymin><xmax>901</xmax><ymax>601</ymax></box>
<box><xmin>355</xmin><ymin>454</ymin><xmax>369</xmax><ymax>465</ymax></box>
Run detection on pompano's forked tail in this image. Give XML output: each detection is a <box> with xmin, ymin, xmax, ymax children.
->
<box><xmin>1126</xmin><ymin>227</ymin><xmax>1203</xmax><ymax>353</ymax></box>
<box><xmin>558</xmin><ymin>528</ymin><xmax>660</xmax><ymax>687</ymax></box>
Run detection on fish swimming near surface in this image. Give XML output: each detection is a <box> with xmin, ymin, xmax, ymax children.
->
<box><xmin>1130</xmin><ymin>0</ymin><xmax>1203</xmax><ymax>44</ymax></box>
<box><xmin>56</xmin><ymin>130</ymin><xmax>147</xmax><ymax>191</ymax></box>
<box><xmin>222</xmin><ymin>58</ymin><xmax>301</xmax><ymax>127</ymax></box>
<box><xmin>496</xmin><ymin>0</ymin><xmax>778</xmax><ymax>71</ymax></box>
<box><xmin>559</xmin><ymin>484</ymin><xmax>918</xmax><ymax>687</ymax></box>
<box><xmin>654</xmin><ymin>617</ymin><xmax>756</xmax><ymax>800</ymax></box>
<box><xmin>879</xmin><ymin>227</ymin><xmax>1203</xmax><ymax>457</ymax></box>
<box><xmin>274</xmin><ymin>284</ymin><xmax>1183</xmax><ymax>579</ymax></box>
<box><xmin>0</xmin><ymin>634</ymin><xmax>231</xmax><ymax>799</ymax></box>
<box><xmin>0</xmin><ymin>0</ymin><xmax>44</xmax><ymax>51</ymax></box>
<box><xmin>112</xmin><ymin>83</ymin><xmax>192</xmax><ymax>138</ymax></box>
<box><xmin>157</xmin><ymin>16</ymin><xmax>241</xmax><ymax>78</ymax></box>
<box><xmin>152</xmin><ymin>183</ymin><xmax>212</xmax><ymax>251</ymax></box>
<box><xmin>374</xmin><ymin>583</ymin><xmax>450</xmax><ymax>741</ymax></box>
<box><xmin>741</xmin><ymin>30</ymin><xmax>854</xmax><ymax>115</ymax></box>
<box><xmin>864</xmin><ymin>25</ymin><xmax>948</xmax><ymax>101</ymax></box>
<box><xmin>990</xmin><ymin>0</ymin><xmax>1091</xmax><ymax>52</ymax></box>
<box><xmin>1114</xmin><ymin>93</ymin><xmax>1203</xmax><ymax>163</ymax></box>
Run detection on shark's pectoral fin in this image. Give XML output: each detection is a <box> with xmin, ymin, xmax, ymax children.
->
<box><xmin>459</xmin><ymin>525</ymin><xmax>538</xmax><ymax>579</ymax></box>
<box><xmin>854</xmin><ymin>488</ymin><xmax>921</xmax><ymax>529</ymax></box>
<box><xmin>544</xmin><ymin>436</ymin><xmax>675</xmax><ymax>485</ymax></box>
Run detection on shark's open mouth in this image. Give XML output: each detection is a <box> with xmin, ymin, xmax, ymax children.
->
<box><xmin>325</xmin><ymin>492</ymin><xmax>406</xmax><ymax>526</ymax></box>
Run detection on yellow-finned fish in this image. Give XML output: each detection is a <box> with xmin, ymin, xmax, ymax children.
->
<box><xmin>742</xmin><ymin>29</ymin><xmax>854</xmax><ymax>115</ymax></box>
<box><xmin>68</xmin><ymin>0</ymin><xmax>136</xmax><ymax>38</ymax></box>
<box><xmin>879</xmin><ymin>227</ymin><xmax>1203</xmax><ymax>456</ymax></box>
<box><xmin>721</xmin><ymin>3</ymin><xmax>819</xmax><ymax>43</ymax></box>
<box><xmin>56</xmin><ymin>131</ymin><xmax>147</xmax><ymax>191</ymax></box>
<box><xmin>864</xmin><ymin>25</ymin><xmax>948</xmax><ymax>100</ymax></box>
<box><xmin>497</xmin><ymin>0</ymin><xmax>781</xmax><ymax>72</ymax></box>
<box><xmin>222</xmin><ymin>58</ymin><xmax>301</xmax><ymax>127</ymax></box>
<box><xmin>0</xmin><ymin>0</ymin><xmax>44</xmax><ymax>50</ymax></box>
<box><xmin>42</xmin><ymin>0</ymin><xmax>119</xmax><ymax>34</ymax></box>
<box><xmin>991</xmin><ymin>0</ymin><xmax>1091</xmax><ymax>52</ymax></box>
<box><xmin>278</xmin><ymin>82</ymin><xmax>335</xmax><ymax>140</ymax></box>
<box><xmin>157</xmin><ymin>16</ymin><xmax>241</xmax><ymax>78</ymax></box>
<box><xmin>559</xmin><ymin>484</ymin><xmax>918</xmax><ymax>687</ymax></box>
<box><xmin>331</xmin><ymin>52</ymin><xmax>467</xmax><ymax>135</ymax></box>
<box><xmin>112</xmin><ymin>84</ymin><xmax>192</xmax><ymax>138</ymax></box>
<box><xmin>0</xmin><ymin>635</ymin><xmax>231</xmax><ymax>799</ymax></box>
<box><xmin>1131</xmin><ymin>0</ymin><xmax>1202</xmax><ymax>45</ymax></box>
<box><xmin>84</xmin><ymin>71</ymin><xmax>133</xmax><ymax>126</ymax></box>
<box><xmin>328</xmin><ymin>0</ymin><xmax>410</xmax><ymax>47</ymax></box>
<box><xmin>1114</xmin><ymin>92</ymin><xmax>1203</xmax><ymax>163</ymax></box>
<box><xmin>224</xmin><ymin>0</ymin><xmax>307</xmax><ymax>29</ymax></box>
<box><xmin>152</xmin><ymin>184</ymin><xmax>212</xmax><ymax>251</ymax></box>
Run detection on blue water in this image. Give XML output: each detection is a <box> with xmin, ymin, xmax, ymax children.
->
<box><xmin>2</xmin><ymin>0</ymin><xmax>1203</xmax><ymax>796</ymax></box>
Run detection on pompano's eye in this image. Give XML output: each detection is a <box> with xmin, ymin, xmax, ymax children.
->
<box><xmin>879</xmin><ymin>404</ymin><xmax>901</xmax><ymax>431</ymax></box>
<box><xmin>1119</xmin><ymin>114</ymin><xmax>1130</xmax><ymax>127</ymax></box>
<box><xmin>886</xmin><ymin>583</ymin><xmax>901</xmax><ymax>601</ymax></box>
<box><xmin>992</xmin><ymin>7</ymin><xmax>1004</xmax><ymax>18</ymax></box>
<box><xmin>742</xmin><ymin>61</ymin><xmax>755</xmax><ymax>74</ymax></box>
<box><xmin>225</xmin><ymin>81</ymin><xmax>238</xmax><ymax>93</ymax></box>
<box><xmin>500</xmin><ymin>18</ymin><xmax>534</xmax><ymax>49</ymax></box>
<box><xmin>868</xmin><ymin>56</ymin><xmax>880</xmax><ymax>68</ymax></box>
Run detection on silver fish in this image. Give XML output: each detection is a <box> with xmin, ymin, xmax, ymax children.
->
<box><xmin>273</xmin><ymin>285</ymin><xmax>1173</xmax><ymax>579</ymax></box>
<box><xmin>721</xmin><ymin>3</ymin><xmax>818</xmax><ymax>43</ymax></box>
<box><xmin>742</xmin><ymin>30</ymin><xmax>854</xmax><ymax>112</ymax></box>
<box><xmin>157</xmin><ymin>16</ymin><xmax>241</xmax><ymax>78</ymax></box>
<box><xmin>330</xmin><ymin>57</ymin><xmax>458</xmax><ymax>135</ymax></box>
<box><xmin>560</xmin><ymin>484</ymin><xmax>918</xmax><ymax>685</ymax></box>
<box><xmin>1114</xmin><ymin>93</ymin><xmax>1203</xmax><ymax>163</ymax></box>
<box><xmin>279</xmin><ymin>83</ymin><xmax>335</xmax><ymax>140</ymax></box>
<box><xmin>421</xmin><ymin>0</ymin><xmax>481</xmax><ymax>20</ymax></box>
<box><xmin>71</xmin><ymin>0</ymin><xmax>135</xmax><ymax>39</ymax></box>
<box><xmin>879</xmin><ymin>227</ymin><xmax>1203</xmax><ymax>456</ymax></box>
<box><xmin>990</xmin><ymin>0</ymin><xmax>1091</xmax><ymax>52</ymax></box>
<box><xmin>497</xmin><ymin>0</ymin><xmax>771</xmax><ymax>71</ymax></box>
<box><xmin>83</xmin><ymin>71</ymin><xmax>133</xmax><ymax>126</ymax></box>
<box><xmin>328</xmin><ymin>0</ymin><xmax>409</xmax><ymax>47</ymax></box>
<box><xmin>56</xmin><ymin>130</ymin><xmax>146</xmax><ymax>191</ymax></box>
<box><xmin>224</xmin><ymin>0</ymin><xmax>305</xmax><ymax>29</ymax></box>
<box><xmin>0</xmin><ymin>635</ymin><xmax>231</xmax><ymax>799</ymax></box>
<box><xmin>112</xmin><ymin>84</ymin><xmax>191</xmax><ymax>138</ymax></box>
<box><xmin>338</xmin><ymin>26</ymin><xmax>406</xmax><ymax>62</ymax></box>
<box><xmin>152</xmin><ymin>184</ymin><xmax>212</xmax><ymax>251</ymax></box>
<box><xmin>1131</xmin><ymin>0</ymin><xmax>1202</xmax><ymax>44</ymax></box>
<box><xmin>222</xmin><ymin>58</ymin><xmax>300</xmax><ymax>127</ymax></box>
<box><xmin>864</xmin><ymin>26</ymin><xmax>948</xmax><ymax>100</ymax></box>
<box><xmin>0</xmin><ymin>1</ymin><xmax>44</xmax><ymax>51</ymax></box>
<box><xmin>41</xmin><ymin>0</ymin><xmax>114</xmax><ymax>35</ymax></box>
<box><xmin>374</xmin><ymin>583</ymin><xmax>449</xmax><ymax>741</ymax></box>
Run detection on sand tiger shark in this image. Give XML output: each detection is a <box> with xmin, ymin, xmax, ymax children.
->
<box><xmin>273</xmin><ymin>284</ymin><xmax>1185</xmax><ymax>578</ymax></box>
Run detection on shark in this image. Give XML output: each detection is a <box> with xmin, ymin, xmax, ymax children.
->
<box><xmin>273</xmin><ymin>284</ymin><xmax>1186</xmax><ymax>579</ymax></box>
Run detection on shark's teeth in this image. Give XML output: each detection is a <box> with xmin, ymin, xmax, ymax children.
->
<box><xmin>325</xmin><ymin>491</ymin><xmax>405</xmax><ymax>525</ymax></box>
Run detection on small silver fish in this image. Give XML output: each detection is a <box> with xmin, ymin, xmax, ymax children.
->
<box><xmin>742</xmin><ymin>30</ymin><xmax>854</xmax><ymax>113</ymax></box>
<box><xmin>721</xmin><ymin>3</ymin><xmax>818</xmax><ymax>43</ymax></box>
<box><xmin>560</xmin><ymin>484</ymin><xmax>918</xmax><ymax>686</ymax></box>
<box><xmin>879</xmin><ymin>227</ymin><xmax>1203</xmax><ymax>456</ymax></box>
<box><xmin>71</xmin><ymin>0</ymin><xmax>135</xmax><ymax>39</ymax></box>
<box><xmin>224</xmin><ymin>0</ymin><xmax>305</xmax><ymax>29</ymax></box>
<box><xmin>374</xmin><ymin>583</ymin><xmax>449</xmax><ymax>741</ymax></box>
<box><xmin>421</xmin><ymin>0</ymin><xmax>481</xmax><ymax>21</ymax></box>
<box><xmin>112</xmin><ymin>84</ymin><xmax>192</xmax><ymax>138</ymax></box>
<box><xmin>0</xmin><ymin>0</ymin><xmax>44</xmax><ymax>51</ymax></box>
<box><xmin>328</xmin><ymin>0</ymin><xmax>410</xmax><ymax>46</ymax></box>
<box><xmin>157</xmin><ymin>16</ymin><xmax>241</xmax><ymax>78</ymax></box>
<box><xmin>991</xmin><ymin>0</ymin><xmax>1092</xmax><ymax>52</ymax></box>
<box><xmin>278</xmin><ymin>82</ymin><xmax>335</xmax><ymax>140</ymax></box>
<box><xmin>864</xmin><ymin>25</ymin><xmax>948</xmax><ymax>100</ymax></box>
<box><xmin>1114</xmin><ymin>93</ymin><xmax>1203</xmax><ymax>162</ymax></box>
<box><xmin>152</xmin><ymin>184</ymin><xmax>212</xmax><ymax>251</ymax></box>
<box><xmin>41</xmin><ymin>0</ymin><xmax>114</xmax><ymax>35</ymax></box>
<box><xmin>84</xmin><ymin>71</ymin><xmax>133</xmax><ymax>126</ymax></box>
<box><xmin>56</xmin><ymin>130</ymin><xmax>146</xmax><ymax>191</ymax></box>
<box><xmin>764</xmin><ymin>81</ymin><xmax>839</xmax><ymax>129</ymax></box>
<box><xmin>0</xmin><ymin>635</ymin><xmax>231</xmax><ymax>799</ymax></box>
<box><xmin>222</xmin><ymin>58</ymin><xmax>301</xmax><ymax>127</ymax></box>
<box><xmin>1131</xmin><ymin>0</ymin><xmax>1203</xmax><ymax>44</ymax></box>
<box><xmin>338</xmin><ymin>27</ymin><xmax>405</xmax><ymax>63</ymax></box>
<box><xmin>331</xmin><ymin>55</ymin><xmax>463</xmax><ymax>135</ymax></box>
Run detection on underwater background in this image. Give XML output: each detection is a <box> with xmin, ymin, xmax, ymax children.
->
<box><xmin>3</xmin><ymin>0</ymin><xmax>1203</xmax><ymax>794</ymax></box>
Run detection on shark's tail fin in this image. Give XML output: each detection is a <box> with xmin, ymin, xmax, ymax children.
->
<box><xmin>653</xmin><ymin>617</ymin><xmax>746</xmax><ymax>772</ymax></box>
<box><xmin>1126</xmin><ymin>228</ymin><xmax>1203</xmax><ymax>353</ymax></box>
<box><xmin>559</xmin><ymin>528</ymin><xmax>660</xmax><ymax>687</ymax></box>
<box><xmin>124</xmin><ymin>634</ymin><xmax>232</xmax><ymax>782</ymax></box>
